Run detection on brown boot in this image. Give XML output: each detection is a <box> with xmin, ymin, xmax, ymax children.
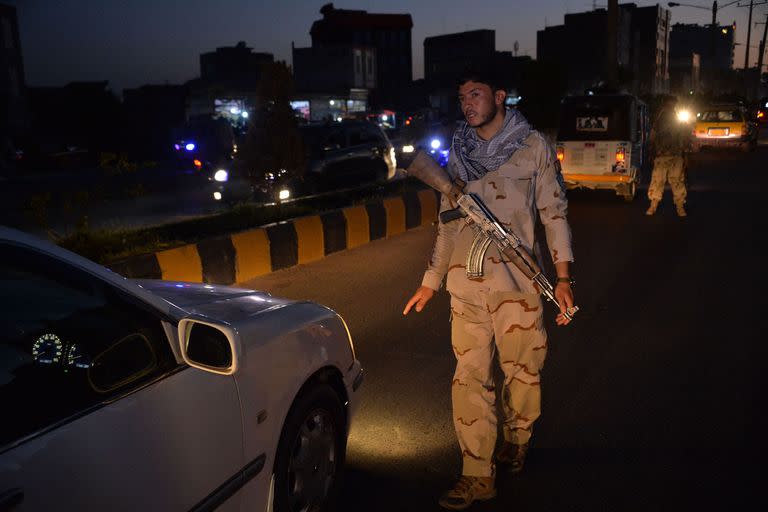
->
<box><xmin>497</xmin><ymin>441</ymin><xmax>529</xmax><ymax>474</ymax></box>
<box><xmin>438</xmin><ymin>475</ymin><xmax>496</xmax><ymax>510</ymax></box>
<box><xmin>676</xmin><ymin>204</ymin><xmax>687</xmax><ymax>217</ymax></box>
<box><xmin>645</xmin><ymin>200</ymin><xmax>659</xmax><ymax>216</ymax></box>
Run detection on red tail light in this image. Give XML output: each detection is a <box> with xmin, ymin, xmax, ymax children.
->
<box><xmin>615</xmin><ymin>147</ymin><xmax>626</xmax><ymax>163</ymax></box>
<box><xmin>194</xmin><ymin>159</ymin><xmax>202</xmax><ymax>168</ymax></box>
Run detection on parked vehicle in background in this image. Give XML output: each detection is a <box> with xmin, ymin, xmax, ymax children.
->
<box><xmin>691</xmin><ymin>104</ymin><xmax>758</xmax><ymax>152</ymax></box>
<box><xmin>210</xmin><ymin>120</ymin><xmax>397</xmax><ymax>204</ymax></box>
<box><xmin>0</xmin><ymin>226</ymin><xmax>363</xmax><ymax>511</ymax></box>
<box><xmin>171</xmin><ymin>117</ymin><xmax>236</xmax><ymax>173</ymax></box>
<box><xmin>555</xmin><ymin>93</ymin><xmax>650</xmax><ymax>202</ymax></box>
<box><xmin>393</xmin><ymin>120</ymin><xmax>454</xmax><ymax>170</ymax></box>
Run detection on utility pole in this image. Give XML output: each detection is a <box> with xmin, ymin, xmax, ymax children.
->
<box><xmin>744</xmin><ymin>0</ymin><xmax>753</xmax><ymax>69</ymax></box>
<box><xmin>606</xmin><ymin>0</ymin><xmax>619</xmax><ymax>88</ymax></box>
<box><xmin>758</xmin><ymin>12</ymin><xmax>768</xmax><ymax>94</ymax></box>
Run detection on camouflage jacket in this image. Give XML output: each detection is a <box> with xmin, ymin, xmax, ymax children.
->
<box><xmin>421</xmin><ymin>131</ymin><xmax>574</xmax><ymax>298</ymax></box>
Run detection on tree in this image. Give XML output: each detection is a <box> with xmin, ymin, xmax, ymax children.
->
<box><xmin>238</xmin><ymin>61</ymin><xmax>306</xmax><ymax>190</ymax></box>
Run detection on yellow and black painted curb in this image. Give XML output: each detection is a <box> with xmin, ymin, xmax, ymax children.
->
<box><xmin>109</xmin><ymin>189</ymin><xmax>439</xmax><ymax>285</ymax></box>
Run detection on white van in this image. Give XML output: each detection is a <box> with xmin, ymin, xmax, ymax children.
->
<box><xmin>555</xmin><ymin>93</ymin><xmax>650</xmax><ymax>201</ymax></box>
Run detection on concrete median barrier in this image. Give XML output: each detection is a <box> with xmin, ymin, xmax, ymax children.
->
<box><xmin>108</xmin><ymin>190</ymin><xmax>440</xmax><ymax>285</ymax></box>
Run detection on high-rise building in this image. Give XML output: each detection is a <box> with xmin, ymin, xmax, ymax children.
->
<box><xmin>624</xmin><ymin>3</ymin><xmax>671</xmax><ymax>95</ymax></box>
<box><xmin>537</xmin><ymin>7</ymin><xmax>632</xmax><ymax>94</ymax></box>
<box><xmin>537</xmin><ymin>3</ymin><xmax>672</xmax><ymax>95</ymax></box>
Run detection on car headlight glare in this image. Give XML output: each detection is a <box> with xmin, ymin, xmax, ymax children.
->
<box><xmin>430</xmin><ymin>138</ymin><xmax>442</xmax><ymax>149</ymax></box>
<box><xmin>402</xmin><ymin>144</ymin><xmax>415</xmax><ymax>153</ymax></box>
<box><xmin>214</xmin><ymin>169</ymin><xmax>229</xmax><ymax>182</ymax></box>
<box><xmin>676</xmin><ymin>110</ymin><xmax>691</xmax><ymax>123</ymax></box>
<box><xmin>278</xmin><ymin>189</ymin><xmax>290</xmax><ymax>200</ymax></box>
<box><xmin>213</xmin><ymin>191</ymin><xmax>222</xmax><ymax>200</ymax></box>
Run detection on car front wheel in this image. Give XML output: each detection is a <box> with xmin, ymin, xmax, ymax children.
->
<box><xmin>273</xmin><ymin>384</ymin><xmax>346</xmax><ymax>512</ymax></box>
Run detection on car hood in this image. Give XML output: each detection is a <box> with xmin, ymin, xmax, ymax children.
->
<box><xmin>132</xmin><ymin>279</ymin><xmax>294</xmax><ymax>322</ymax></box>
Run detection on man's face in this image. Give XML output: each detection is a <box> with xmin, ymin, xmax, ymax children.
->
<box><xmin>458</xmin><ymin>81</ymin><xmax>505</xmax><ymax>128</ymax></box>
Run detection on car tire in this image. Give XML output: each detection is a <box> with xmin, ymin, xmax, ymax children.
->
<box><xmin>273</xmin><ymin>384</ymin><xmax>347</xmax><ymax>512</ymax></box>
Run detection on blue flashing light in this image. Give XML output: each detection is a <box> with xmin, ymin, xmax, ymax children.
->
<box><xmin>430</xmin><ymin>138</ymin><xmax>442</xmax><ymax>150</ymax></box>
<box><xmin>437</xmin><ymin>150</ymin><xmax>450</xmax><ymax>167</ymax></box>
<box><xmin>185</xmin><ymin>143</ymin><xmax>196</xmax><ymax>151</ymax></box>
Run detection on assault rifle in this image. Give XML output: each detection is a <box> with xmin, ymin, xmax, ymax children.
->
<box><xmin>406</xmin><ymin>151</ymin><xmax>578</xmax><ymax>321</ymax></box>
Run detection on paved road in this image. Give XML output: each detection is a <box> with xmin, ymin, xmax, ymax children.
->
<box><xmin>242</xmin><ymin>144</ymin><xmax>766</xmax><ymax>511</ymax></box>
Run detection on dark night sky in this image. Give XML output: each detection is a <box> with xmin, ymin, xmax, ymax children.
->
<box><xmin>6</xmin><ymin>0</ymin><xmax>762</xmax><ymax>96</ymax></box>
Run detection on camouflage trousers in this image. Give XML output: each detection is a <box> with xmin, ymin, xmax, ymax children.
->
<box><xmin>647</xmin><ymin>155</ymin><xmax>687</xmax><ymax>205</ymax></box>
<box><xmin>450</xmin><ymin>290</ymin><xmax>547</xmax><ymax>477</ymax></box>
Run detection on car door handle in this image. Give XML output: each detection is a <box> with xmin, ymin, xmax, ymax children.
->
<box><xmin>0</xmin><ymin>487</ymin><xmax>24</xmax><ymax>509</ymax></box>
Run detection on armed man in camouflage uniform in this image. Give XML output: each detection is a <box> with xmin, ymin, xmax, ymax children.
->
<box><xmin>646</xmin><ymin>96</ymin><xmax>689</xmax><ymax>217</ymax></box>
<box><xmin>403</xmin><ymin>69</ymin><xmax>575</xmax><ymax>510</ymax></box>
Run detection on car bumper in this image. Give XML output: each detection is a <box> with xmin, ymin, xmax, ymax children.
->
<box><xmin>692</xmin><ymin>136</ymin><xmax>751</xmax><ymax>150</ymax></box>
<box><xmin>562</xmin><ymin>172</ymin><xmax>635</xmax><ymax>190</ymax></box>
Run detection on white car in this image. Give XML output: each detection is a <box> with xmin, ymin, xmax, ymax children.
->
<box><xmin>0</xmin><ymin>226</ymin><xmax>363</xmax><ymax>511</ymax></box>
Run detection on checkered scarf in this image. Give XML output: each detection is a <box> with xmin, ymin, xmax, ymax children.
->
<box><xmin>452</xmin><ymin>108</ymin><xmax>531</xmax><ymax>182</ymax></box>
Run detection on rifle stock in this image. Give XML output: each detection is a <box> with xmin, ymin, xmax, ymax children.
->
<box><xmin>406</xmin><ymin>151</ymin><xmax>463</xmax><ymax>201</ymax></box>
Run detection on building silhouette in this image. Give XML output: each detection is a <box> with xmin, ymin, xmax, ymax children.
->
<box><xmin>537</xmin><ymin>3</ymin><xmax>671</xmax><ymax>95</ymax></box>
<box><xmin>424</xmin><ymin>30</ymin><xmax>495</xmax><ymax>85</ymax></box>
<box><xmin>0</xmin><ymin>3</ymin><xmax>28</xmax><ymax>156</ymax></box>
<box><xmin>422</xmin><ymin>29</ymin><xmax>532</xmax><ymax>117</ymax></box>
<box><xmin>186</xmin><ymin>42</ymin><xmax>274</xmax><ymax>122</ymax></box>
<box><xmin>538</xmin><ymin>7</ymin><xmax>632</xmax><ymax>94</ymax></box>
<box><xmin>670</xmin><ymin>22</ymin><xmax>735</xmax><ymax>92</ymax></box>
<box><xmin>625</xmin><ymin>3</ymin><xmax>671</xmax><ymax>95</ymax></box>
<box><xmin>308</xmin><ymin>3</ymin><xmax>412</xmax><ymax>105</ymax></box>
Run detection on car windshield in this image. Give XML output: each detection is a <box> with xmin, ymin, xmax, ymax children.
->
<box><xmin>700</xmin><ymin>110</ymin><xmax>743</xmax><ymax>122</ymax></box>
<box><xmin>557</xmin><ymin>96</ymin><xmax>633</xmax><ymax>141</ymax></box>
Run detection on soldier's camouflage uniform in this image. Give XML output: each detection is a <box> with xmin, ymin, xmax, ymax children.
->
<box><xmin>422</xmin><ymin>132</ymin><xmax>574</xmax><ymax>477</ymax></box>
<box><xmin>647</xmin><ymin>108</ymin><xmax>689</xmax><ymax>208</ymax></box>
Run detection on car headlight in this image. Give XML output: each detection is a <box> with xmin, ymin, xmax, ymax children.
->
<box><xmin>278</xmin><ymin>189</ymin><xmax>290</xmax><ymax>200</ymax></box>
<box><xmin>676</xmin><ymin>110</ymin><xmax>692</xmax><ymax>123</ymax></box>
<box><xmin>402</xmin><ymin>144</ymin><xmax>415</xmax><ymax>153</ymax></box>
<box><xmin>214</xmin><ymin>169</ymin><xmax>228</xmax><ymax>182</ymax></box>
<box><xmin>213</xmin><ymin>191</ymin><xmax>222</xmax><ymax>201</ymax></box>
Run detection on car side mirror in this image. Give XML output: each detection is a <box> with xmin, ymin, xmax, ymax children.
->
<box><xmin>178</xmin><ymin>318</ymin><xmax>240</xmax><ymax>375</ymax></box>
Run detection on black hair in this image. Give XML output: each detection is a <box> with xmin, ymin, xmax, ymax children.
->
<box><xmin>456</xmin><ymin>67</ymin><xmax>506</xmax><ymax>92</ymax></box>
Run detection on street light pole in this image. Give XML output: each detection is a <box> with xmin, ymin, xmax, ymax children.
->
<box><xmin>758</xmin><ymin>12</ymin><xmax>768</xmax><ymax>93</ymax></box>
